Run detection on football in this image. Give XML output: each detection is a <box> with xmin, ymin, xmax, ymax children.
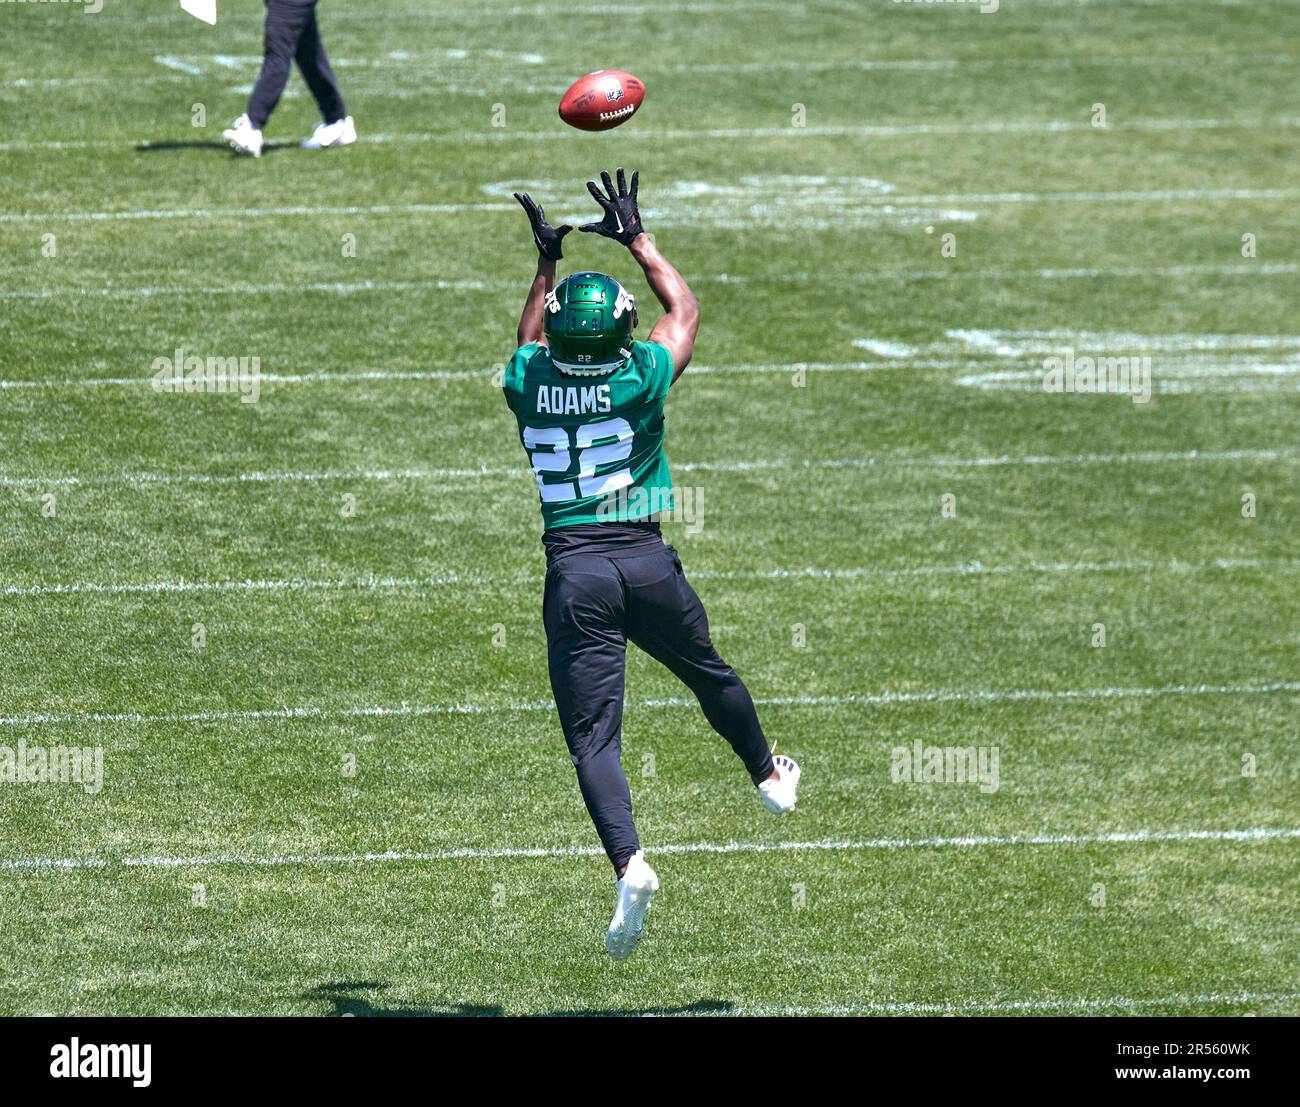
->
<box><xmin>558</xmin><ymin>69</ymin><xmax>646</xmax><ymax>131</ymax></box>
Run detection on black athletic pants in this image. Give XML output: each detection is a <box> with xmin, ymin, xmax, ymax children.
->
<box><xmin>247</xmin><ymin>0</ymin><xmax>346</xmax><ymax>130</ymax></box>
<box><xmin>543</xmin><ymin>541</ymin><xmax>775</xmax><ymax>872</ymax></box>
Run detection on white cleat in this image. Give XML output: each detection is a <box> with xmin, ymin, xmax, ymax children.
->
<box><xmin>303</xmin><ymin>115</ymin><xmax>357</xmax><ymax>149</ymax></box>
<box><xmin>758</xmin><ymin>754</ymin><xmax>801</xmax><ymax>814</ymax></box>
<box><xmin>222</xmin><ymin>114</ymin><xmax>263</xmax><ymax>158</ymax></box>
<box><xmin>605</xmin><ymin>850</ymin><xmax>658</xmax><ymax>961</ymax></box>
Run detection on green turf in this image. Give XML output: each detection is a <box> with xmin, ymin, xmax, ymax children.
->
<box><xmin>0</xmin><ymin>0</ymin><xmax>1297</xmax><ymax>1017</ymax></box>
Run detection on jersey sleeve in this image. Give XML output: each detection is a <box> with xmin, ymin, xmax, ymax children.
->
<box><xmin>503</xmin><ymin>343</ymin><xmax>541</xmax><ymax>414</ymax></box>
<box><xmin>639</xmin><ymin>340</ymin><xmax>675</xmax><ymax>402</ymax></box>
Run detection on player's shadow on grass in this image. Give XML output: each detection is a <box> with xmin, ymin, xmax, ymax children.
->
<box><xmin>310</xmin><ymin>981</ymin><xmax>733</xmax><ymax>1018</ymax></box>
<box><xmin>134</xmin><ymin>139</ymin><xmax>298</xmax><ymax>155</ymax></box>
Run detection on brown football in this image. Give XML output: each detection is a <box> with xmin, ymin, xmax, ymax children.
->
<box><xmin>558</xmin><ymin>70</ymin><xmax>646</xmax><ymax>132</ymax></box>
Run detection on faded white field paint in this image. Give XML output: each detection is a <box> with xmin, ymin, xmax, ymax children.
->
<box><xmin>672</xmin><ymin>53</ymin><xmax>1297</xmax><ymax>74</ymax></box>
<box><xmin>5</xmin><ymin>116</ymin><xmax>1300</xmax><ymax>152</ymax></box>
<box><xmin>3</xmin><ymin>557</ymin><xmax>1295</xmax><ymax>600</ymax></box>
<box><xmin>0</xmin><ymin>278</ymin><xmax>502</xmax><ymax>301</ymax></box>
<box><xmin>3</xmin><ymin>74</ymin><xmax>189</xmax><ymax>89</ymax></box>
<box><xmin>958</xmin><ymin>365</ymin><xmax>1300</xmax><ymax>394</ymax></box>
<box><xmin>2</xmin><ymin>827</ymin><xmax>1297</xmax><ymax>874</ymax></box>
<box><xmin>20</xmin><ymin>557</ymin><xmax>1300</xmax><ymax>593</ymax></box>
<box><xmin>947</xmin><ymin>329</ymin><xmax>1300</xmax><ymax>355</ymax></box>
<box><xmin>0</xmin><ymin>447</ymin><xmax>1292</xmax><ymax>490</ymax></box>
<box><xmin>853</xmin><ymin>339</ymin><xmax>920</xmax><ymax>358</ymax></box>
<box><xmin>10</xmin><ymin>352</ymin><xmax>1300</xmax><ymax>391</ymax></box>
<box><xmin>0</xmin><ymin>367</ymin><xmax>494</xmax><ymax>390</ymax></box>
<box><xmin>486</xmin><ymin>175</ymin><xmax>976</xmax><ymax>229</ymax></box>
<box><xmin>2</xmin><ymin>681</ymin><xmax>1297</xmax><ymax>729</ymax></box>
<box><xmin>151</xmin><ymin>50</ymin><xmax>547</xmax><ymax>77</ymax></box>
<box><xmin>2</xmin><ymin>264</ymin><xmax>1294</xmax><ymax>303</ymax></box>
<box><xmin>152</xmin><ymin>54</ymin><xmax>204</xmax><ymax>75</ymax></box>
<box><xmin>947</xmin><ymin>329</ymin><xmax>1300</xmax><ymax>394</ymax></box>
<box><xmin>12</xmin><ymin>50</ymin><xmax>1292</xmax><ymax>91</ymax></box>
<box><xmin>0</xmin><ymin>202</ymin><xmax>511</xmax><ymax>225</ymax></box>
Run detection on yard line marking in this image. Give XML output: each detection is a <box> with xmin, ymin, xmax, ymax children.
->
<box><xmin>6</xmin><ymin>355</ymin><xmax>1295</xmax><ymax>390</ymax></box>
<box><xmin>3</xmin><ymin>827</ymin><xmax>1296</xmax><ymax>873</ymax></box>
<box><xmin>3</xmin><ymin>558</ymin><xmax>1296</xmax><ymax>599</ymax></box>
<box><xmin>9</xmin><ymin>357</ymin><xmax>1300</xmax><ymax>390</ymax></box>
<box><xmin>152</xmin><ymin>54</ymin><xmax>204</xmax><ymax>75</ymax></box>
<box><xmin>0</xmin><ymin>203</ymin><xmax>511</xmax><ymax>225</ymax></box>
<box><xmin>2</xmin><ymin>682</ymin><xmax>1296</xmax><ymax>729</ymax></box>
<box><xmin>0</xmin><ymin>278</ymin><xmax>502</xmax><ymax>301</ymax></box>
<box><xmin>727</xmin><ymin>991</ymin><xmax>1300</xmax><ymax>1017</ymax></box>
<box><xmin>361</xmin><ymin>117</ymin><xmax>1300</xmax><ymax>143</ymax></box>
<box><xmin>1</xmin><ymin>73</ymin><xmax>189</xmax><ymax>89</ymax></box>
<box><xmin>1</xmin><ymin>447</ymin><xmax>1292</xmax><ymax>488</ymax></box>
<box><xmin>4</xmin><ymin>117</ymin><xmax>1300</xmax><ymax>152</ymax></box>
<box><xmin>948</xmin><ymin>328</ymin><xmax>1300</xmax><ymax>354</ymax></box>
<box><xmin>958</xmin><ymin>367</ymin><xmax>1300</xmax><ymax>393</ymax></box>
<box><xmin>3</xmin><ymin>264</ymin><xmax>1294</xmax><ymax>303</ymax></box>
<box><xmin>671</xmin><ymin>52</ymin><xmax>1298</xmax><ymax>73</ymax></box>
<box><xmin>17</xmin><ymin>52</ymin><xmax>1292</xmax><ymax>89</ymax></box>
<box><xmin>5</xmin><ymin>189</ymin><xmax>1297</xmax><ymax>226</ymax></box>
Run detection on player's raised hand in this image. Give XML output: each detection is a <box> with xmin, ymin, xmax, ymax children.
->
<box><xmin>514</xmin><ymin>192</ymin><xmax>572</xmax><ymax>261</ymax></box>
<box><xmin>579</xmin><ymin>167</ymin><xmax>644</xmax><ymax>247</ymax></box>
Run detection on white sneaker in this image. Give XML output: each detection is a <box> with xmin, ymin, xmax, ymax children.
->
<box><xmin>758</xmin><ymin>754</ymin><xmax>801</xmax><ymax>814</ymax></box>
<box><xmin>303</xmin><ymin>116</ymin><xmax>357</xmax><ymax>149</ymax></box>
<box><xmin>222</xmin><ymin>114</ymin><xmax>263</xmax><ymax>158</ymax></box>
<box><xmin>605</xmin><ymin>850</ymin><xmax>658</xmax><ymax>961</ymax></box>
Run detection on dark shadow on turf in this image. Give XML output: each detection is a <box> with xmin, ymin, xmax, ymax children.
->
<box><xmin>309</xmin><ymin>981</ymin><xmax>733</xmax><ymax>1018</ymax></box>
<box><xmin>134</xmin><ymin>139</ymin><xmax>298</xmax><ymax>155</ymax></box>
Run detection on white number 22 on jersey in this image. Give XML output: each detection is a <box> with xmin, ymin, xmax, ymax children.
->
<box><xmin>523</xmin><ymin>417</ymin><xmax>634</xmax><ymax>503</ymax></box>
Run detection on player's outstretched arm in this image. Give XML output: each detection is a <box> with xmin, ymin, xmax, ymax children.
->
<box><xmin>513</xmin><ymin>192</ymin><xmax>570</xmax><ymax>348</ymax></box>
<box><xmin>580</xmin><ymin>168</ymin><xmax>699</xmax><ymax>379</ymax></box>
<box><xmin>631</xmin><ymin>234</ymin><xmax>700</xmax><ymax>381</ymax></box>
<box><xmin>517</xmin><ymin>255</ymin><xmax>556</xmax><ymax>348</ymax></box>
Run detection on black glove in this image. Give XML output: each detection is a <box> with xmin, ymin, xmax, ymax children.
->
<box><xmin>514</xmin><ymin>192</ymin><xmax>572</xmax><ymax>261</ymax></box>
<box><xmin>579</xmin><ymin>167</ymin><xmax>644</xmax><ymax>247</ymax></box>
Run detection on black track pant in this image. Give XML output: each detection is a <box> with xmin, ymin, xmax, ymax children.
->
<box><xmin>247</xmin><ymin>0</ymin><xmax>346</xmax><ymax>130</ymax></box>
<box><xmin>543</xmin><ymin>542</ymin><xmax>775</xmax><ymax>872</ymax></box>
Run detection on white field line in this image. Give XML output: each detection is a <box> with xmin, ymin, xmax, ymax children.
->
<box><xmin>672</xmin><ymin>53</ymin><xmax>1297</xmax><ymax>74</ymax></box>
<box><xmin>946</xmin><ymin>328</ymin><xmax>1300</xmax><ymax>354</ymax></box>
<box><xmin>2</xmin><ymin>264</ymin><xmax>1294</xmax><ymax>303</ymax></box>
<box><xmin>728</xmin><ymin>991</ymin><xmax>1300</xmax><ymax>1017</ymax></box>
<box><xmin>4</xmin><ymin>189</ymin><xmax>1297</xmax><ymax>225</ymax></box>
<box><xmin>957</xmin><ymin>368</ymin><xmax>1300</xmax><ymax>393</ymax></box>
<box><xmin>2</xmin><ymin>557</ymin><xmax>1297</xmax><ymax>600</ymax></box>
<box><xmin>0</xmin><ymin>278</ymin><xmax>503</xmax><ymax>301</ymax></box>
<box><xmin>4</xmin><ymin>117</ymin><xmax>1300</xmax><ymax>152</ymax></box>
<box><xmin>0</xmin><ymin>203</ymin><xmax>511</xmax><ymax>225</ymax></box>
<box><xmin>2</xmin><ymin>681</ymin><xmax>1297</xmax><ymax>730</ymax></box>
<box><xmin>8</xmin><ymin>51</ymin><xmax>1293</xmax><ymax>91</ymax></box>
<box><xmin>1</xmin><ymin>447</ymin><xmax>1292</xmax><ymax>490</ymax></box>
<box><xmin>1</xmin><ymin>448</ymin><xmax>1293</xmax><ymax>490</ymax></box>
<box><xmin>7</xmin><ymin>357</ymin><xmax>1300</xmax><ymax>391</ymax></box>
<box><xmin>3</xmin><ymin>827</ymin><xmax>1297</xmax><ymax>873</ymax></box>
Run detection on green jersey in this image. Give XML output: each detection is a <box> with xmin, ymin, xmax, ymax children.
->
<box><xmin>503</xmin><ymin>339</ymin><xmax>675</xmax><ymax>529</ymax></box>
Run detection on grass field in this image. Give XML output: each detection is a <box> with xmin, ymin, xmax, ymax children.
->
<box><xmin>1</xmin><ymin>0</ymin><xmax>1297</xmax><ymax>1017</ymax></box>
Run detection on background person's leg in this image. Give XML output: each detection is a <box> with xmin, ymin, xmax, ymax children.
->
<box><xmin>621</xmin><ymin>547</ymin><xmax>776</xmax><ymax>785</ymax></box>
<box><xmin>246</xmin><ymin>0</ymin><xmax>313</xmax><ymax>130</ymax></box>
<box><xmin>543</xmin><ymin>557</ymin><xmax>638</xmax><ymax>872</ymax></box>
<box><xmin>294</xmin><ymin>2</ymin><xmax>347</xmax><ymax>124</ymax></box>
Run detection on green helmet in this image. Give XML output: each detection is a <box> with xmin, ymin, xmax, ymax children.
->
<box><xmin>544</xmin><ymin>271</ymin><xmax>638</xmax><ymax>375</ymax></box>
